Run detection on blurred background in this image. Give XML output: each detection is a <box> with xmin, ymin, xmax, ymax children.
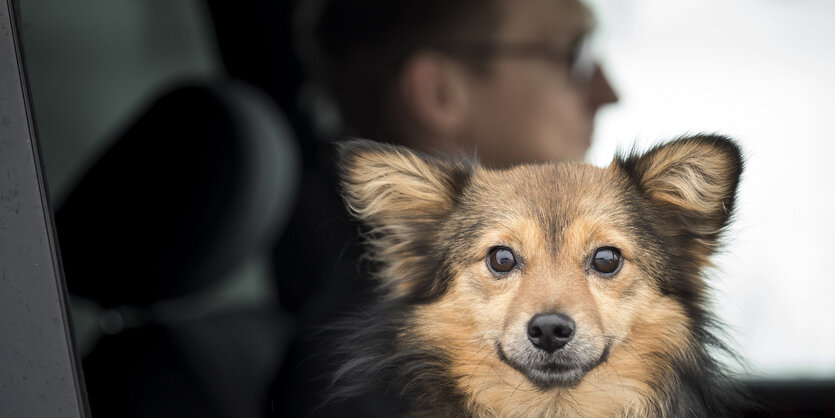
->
<box><xmin>584</xmin><ymin>0</ymin><xmax>835</xmax><ymax>381</ymax></box>
<box><xmin>12</xmin><ymin>0</ymin><xmax>835</xmax><ymax>416</ymax></box>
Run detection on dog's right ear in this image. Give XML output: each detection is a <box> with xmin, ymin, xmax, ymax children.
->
<box><xmin>337</xmin><ymin>139</ymin><xmax>472</xmax><ymax>295</ymax></box>
<box><xmin>614</xmin><ymin>135</ymin><xmax>743</xmax><ymax>264</ymax></box>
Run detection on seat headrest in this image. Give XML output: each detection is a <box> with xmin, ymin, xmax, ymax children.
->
<box><xmin>57</xmin><ymin>83</ymin><xmax>298</xmax><ymax>307</ymax></box>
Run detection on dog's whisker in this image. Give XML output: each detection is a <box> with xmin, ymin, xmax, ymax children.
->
<box><xmin>601</xmin><ymin>359</ymin><xmax>625</xmax><ymax>393</ymax></box>
<box><xmin>510</xmin><ymin>377</ymin><xmax>525</xmax><ymax>399</ymax></box>
<box><xmin>564</xmin><ymin>389</ymin><xmax>585</xmax><ymax>416</ymax></box>
<box><xmin>465</xmin><ymin>346</ymin><xmax>494</xmax><ymax>391</ymax></box>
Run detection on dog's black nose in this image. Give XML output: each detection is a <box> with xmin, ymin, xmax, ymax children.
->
<box><xmin>527</xmin><ymin>313</ymin><xmax>575</xmax><ymax>353</ymax></box>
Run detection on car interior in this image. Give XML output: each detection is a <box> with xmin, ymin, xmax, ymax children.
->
<box><xmin>1</xmin><ymin>0</ymin><xmax>833</xmax><ymax>417</ymax></box>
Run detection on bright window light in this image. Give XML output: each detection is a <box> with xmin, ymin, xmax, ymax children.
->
<box><xmin>585</xmin><ymin>0</ymin><xmax>835</xmax><ymax>379</ymax></box>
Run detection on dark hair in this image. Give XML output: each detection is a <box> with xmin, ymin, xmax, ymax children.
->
<box><xmin>297</xmin><ymin>0</ymin><xmax>500</xmax><ymax>140</ymax></box>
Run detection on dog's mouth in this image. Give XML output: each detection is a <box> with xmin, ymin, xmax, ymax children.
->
<box><xmin>496</xmin><ymin>342</ymin><xmax>611</xmax><ymax>390</ymax></box>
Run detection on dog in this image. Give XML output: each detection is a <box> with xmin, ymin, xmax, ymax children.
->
<box><xmin>332</xmin><ymin>135</ymin><xmax>747</xmax><ymax>417</ymax></box>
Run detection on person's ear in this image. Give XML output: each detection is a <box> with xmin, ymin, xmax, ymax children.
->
<box><xmin>398</xmin><ymin>51</ymin><xmax>470</xmax><ymax>137</ymax></box>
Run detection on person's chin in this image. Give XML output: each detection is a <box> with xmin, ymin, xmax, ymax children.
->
<box><xmin>577</xmin><ymin>126</ymin><xmax>594</xmax><ymax>156</ymax></box>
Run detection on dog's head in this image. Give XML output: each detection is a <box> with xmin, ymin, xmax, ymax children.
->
<box><xmin>338</xmin><ymin>136</ymin><xmax>742</xmax><ymax>395</ymax></box>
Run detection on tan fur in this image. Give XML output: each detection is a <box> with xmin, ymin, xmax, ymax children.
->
<box><xmin>341</xmin><ymin>145</ymin><xmax>470</xmax><ymax>297</ymax></box>
<box><xmin>337</xmin><ymin>136</ymin><xmax>744</xmax><ymax>417</ymax></box>
<box><xmin>407</xmin><ymin>170</ymin><xmax>696</xmax><ymax>416</ymax></box>
<box><xmin>614</xmin><ymin>140</ymin><xmax>740</xmax><ymax>268</ymax></box>
<box><xmin>629</xmin><ymin>141</ymin><xmax>736</xmax><ymax>216</ymax></box>
<box><xmin>414</xmin><ymin>287</ymin><xmax>690</xmax><ymax>417</ymax></box>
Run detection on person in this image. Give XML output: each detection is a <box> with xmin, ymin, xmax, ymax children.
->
<box><xmin>299</xmin><ymin>0</ymin><xmax>617</xmax><ymax>166</ymax></box>
<box><xmin>269</xmin><ymin>0</ymin><xmax>618</xmax><ymax>416</ymax></box>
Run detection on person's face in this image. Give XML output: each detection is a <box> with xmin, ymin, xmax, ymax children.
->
<box><xmin>459</xmin><ymin>0</ymin><xmax>617</xmax><ymax>167</ymax></box>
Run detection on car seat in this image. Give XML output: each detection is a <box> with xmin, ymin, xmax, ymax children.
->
<box><xmin>56</xmin><ymin>81</ymin><xmax>298</xmax><ymax>418</ymax></box>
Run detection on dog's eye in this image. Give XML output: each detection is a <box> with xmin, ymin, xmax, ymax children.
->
<box><xmin>487</xmin><ymin>247</ymin><xmax>517</xmax><ymax>275</ymax></box>
<box><xmin>591</xmin><ymin>247</ymin><xmax>622</xmax><ymax>276</ymax></box>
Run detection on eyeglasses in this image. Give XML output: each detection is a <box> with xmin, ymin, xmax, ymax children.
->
<box><xmin>436</xmin><ymin>36</ymin><xmax>597</xmax><ymax>85</ymax></box>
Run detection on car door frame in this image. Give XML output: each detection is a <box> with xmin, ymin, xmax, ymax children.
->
<box><xmin>0</xmin><ymin>1</ymin><xmax>89</xmax><ymax>417</ymax></box>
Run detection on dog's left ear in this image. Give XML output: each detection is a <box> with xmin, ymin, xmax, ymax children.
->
<box><xmin>337</xmin><ymin>139</ymin><xmax>470</xmax><ymax>228</ymax></box>
<box><xmin>336</xmin><ymin>139</ymin><xmax>472</xmax><ymax>297</ymax></box>
<box><xmin>615</xmin><ymin>135</ymin><xmax>743</xmax><ymax>249</ymax></box>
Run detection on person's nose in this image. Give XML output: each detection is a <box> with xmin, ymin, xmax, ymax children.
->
<box><xmin>586</xmin><ymin>65</ymin><xmax>618</xmax><ymax>110</ymax></box>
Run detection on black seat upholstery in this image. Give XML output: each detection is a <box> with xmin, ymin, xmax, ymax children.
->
<box><xmin>56</xmin><ymin>81</ymin><xmax>298</xmax><ymax>418</ymax></box>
